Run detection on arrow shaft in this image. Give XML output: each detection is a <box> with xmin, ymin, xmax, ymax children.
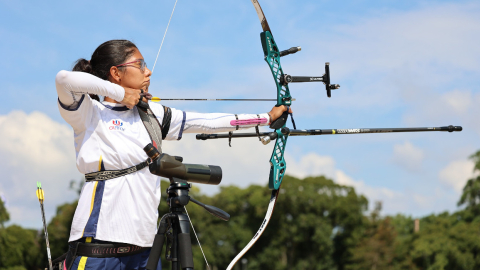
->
<box><xmin>39</xmin><ymin>202</ymin><xmax>53</xmax><ymax>270</ymax></box>
<box><xmin>36</xmin><ymin>182</ymin><xmax>53</xmax><ymax>270</ymax></box>
<box><xmin>151</xmin><ymin>98</ymin><xmax>294</xmax><ymax>102</ymax></box>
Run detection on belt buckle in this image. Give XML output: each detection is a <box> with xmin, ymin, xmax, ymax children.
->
<box><xmin>117</xmin><ymin>246</ymin><xmax>131</xmax><ymax>253</ymax></box>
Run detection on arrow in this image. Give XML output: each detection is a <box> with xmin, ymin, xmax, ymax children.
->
<box><xmin>140</xmin><ymin>92</ymin><xmax>295</xmax><ymax>102</ymax></box>
<box><xmin>149</xmin><ymin>97</ymin><xmax>295</xmax><ymax>102</ymax></box>
<box><xmin>36</xmin><ymin>182</ymin><xmax>53</xmax><ymax>270</ymax></box>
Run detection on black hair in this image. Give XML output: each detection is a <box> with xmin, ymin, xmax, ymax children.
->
<box><xmin>72</xmin><ymin>40</ymin><xmax>138</xmax><ymax>101</ymax></box>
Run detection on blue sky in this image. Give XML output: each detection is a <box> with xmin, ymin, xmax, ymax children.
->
<box><xmin>0</xmin><ymin>0</ymin><xmax>479</xmax><ymax>228</ymax></box>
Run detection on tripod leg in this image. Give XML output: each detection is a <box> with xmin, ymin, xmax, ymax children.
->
<box><xmin>147</xmin><ymin>214</ymin><xmax>173</xmax><ymax>270</ymax></box>
<box><xmin>172</xmin><ymin>220</ymin><xmax>179</xmax><ymax>270</ymax></box>
<box><xmin>177</xmin><ymin>214</ymin><xmax>194</xmax><ymax>270</ymax></box>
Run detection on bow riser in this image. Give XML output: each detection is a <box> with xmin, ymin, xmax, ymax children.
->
<box><xmin>269</xmin><ymin>129</ymin><xmax>287</xmax><ymax>190</ymax></box>
<box><xmin>261</xmin><ymin>31</ymin><xmax>293</xmax><ymax>107</ymax></box>
<box><xmin>260</xmin><ymin>31</ymin><xmax>291</xmax><ymax>190</ymax></box>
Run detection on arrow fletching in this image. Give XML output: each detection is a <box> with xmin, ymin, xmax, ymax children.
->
<box><xmin>36</xmin><ymin>181</ymin><xmax>44</xmax><ymax>202</ymax></box>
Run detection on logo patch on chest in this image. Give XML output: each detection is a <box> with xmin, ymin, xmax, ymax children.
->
<box><xmin>109</xmin><ymin>120</ymin><xmax>125</xmax><ymax>131</ymax></box>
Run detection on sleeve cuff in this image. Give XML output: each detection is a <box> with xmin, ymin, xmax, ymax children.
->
<box><xmin>259</xmin><ymin>113</ymin><xmax>271</xmax><ymax>125</ymax></box>
<box><xmin>111</xmin><ymin>84</ymin><xmax>125</xmax><ymax>103</ymax></box>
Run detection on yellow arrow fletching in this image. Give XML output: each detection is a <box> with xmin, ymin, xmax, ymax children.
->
<box><xmin>150</xmin><ymin>97</ymin><xmax>161</xmax><ymax>102</ymax></box>
<box><xmin>36</xmin><ymin>189</ymin><xmax>44</xmax><ymax>201</ymax></box>
<box><xmin>36</xmin><ymin>182</ymin><xmax>45</xmax><ymax>201</ymax></box>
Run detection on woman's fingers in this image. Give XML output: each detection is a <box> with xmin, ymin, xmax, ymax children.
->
<box><xmin>268</xmin><ymin>105</ymin><xmax>292</xmax><ymax>122</ymax></box>
<box><xmin>121</xmin><ymin>87</ymin><xmax>142</xmax><ymax>108</ymax></box>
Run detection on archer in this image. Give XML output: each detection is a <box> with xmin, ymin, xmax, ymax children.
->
<box><xmin>55</xmin><ymin>39</ymin><xmax>290</xmax><ymax>270</ymax></box>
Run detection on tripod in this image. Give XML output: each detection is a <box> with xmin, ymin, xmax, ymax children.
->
<box><xmin>146</xmin><ymin>178</ymin><xmax>230</xmax><ymax>270</ymax></box>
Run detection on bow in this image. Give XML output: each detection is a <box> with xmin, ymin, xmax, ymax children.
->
<box><xmin>150</xmin><ymin>1</ymin><xmax>340</xmax><ymax>268</ymax></box>
<box><xmin>224</xmin><ymin>1</ymin><xmax>340</xmax><ymax>268</ymax></box>
<box><xmin>224</xmin><ymin>3</ymin><xmax>291</xmax><ymax>268</ymax></box>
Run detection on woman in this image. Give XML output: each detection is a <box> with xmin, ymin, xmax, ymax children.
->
<box><xmin>56</xmin><ymin>39</ymin><xmax>290</xmax><ymax>270</ymax></box>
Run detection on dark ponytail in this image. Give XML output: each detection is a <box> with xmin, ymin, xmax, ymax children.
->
<box><xmin>72</xmin><ymin>40</ymin><xmax>138</xmax><ymax>101</ymax></box>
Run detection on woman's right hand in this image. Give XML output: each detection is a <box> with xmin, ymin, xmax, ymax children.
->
<box><xmin>121</xmin><ymin>87</ymin><xmax>142</xmax><ymax>109</ymax></box>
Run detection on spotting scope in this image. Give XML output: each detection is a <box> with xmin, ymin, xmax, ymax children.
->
<box><xmin>143</xmin><ymin>143</ymin><xmax>222</xmax><ymax>185</ymax></box>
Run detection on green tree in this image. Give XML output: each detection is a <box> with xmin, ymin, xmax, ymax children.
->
<box><xmin>458</xmin><ymin>150</ymin><xmax>480</xmax><ymax>215</ymax></box>
<box><xmin>0</xmin><ymin>198</ymin><xmax>41</xmax><ymax>270</ymax></box>
<box><xmin>43</xmin><ymin>201</ymin><xmax>78</xmax><ymax>261</ymax></box>
<box><xmin>409</xmin><ymin>212</ymin><xmax>480</xmax><ymax>270</ymax></box>
<box><xmin>346</xmin><ymin>206</ymin><xmax>420</xmax><ymax>270</ymax></box>
<box><xmin>180</xmin><ymin>175</ymin><xmax>368</xmax><ymax>270</ymax></box>
<box><xmin>346</xmin><ymin>202</ymin><xmax>398</xmax><ymax>270</ymax></box>
<box><xmin>0</xmin><ymin>197</ymin><xmax>9</xmax><ymax>228</ymax></box>
<box><xmin>389</xmin><ymin>214</ymin><xmax>417</xmax><ymax>269</ymax></box>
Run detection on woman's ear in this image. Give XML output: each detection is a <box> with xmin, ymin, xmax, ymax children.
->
<box><xmin>109</xmin><ymin>66</ymin><xmax>122</xmax><ymax>84</ymax></box>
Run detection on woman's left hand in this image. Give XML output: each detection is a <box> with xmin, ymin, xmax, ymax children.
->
<box><xmin>268</xmin><ymin>105</ymin><xmax>292</xmax><ymax>123</ymax></box>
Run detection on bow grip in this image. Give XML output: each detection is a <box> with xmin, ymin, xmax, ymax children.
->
<box><xmin>269</xmin><ymin>106</ymin><xmax>289</xmax><ymax>129</ymax></box>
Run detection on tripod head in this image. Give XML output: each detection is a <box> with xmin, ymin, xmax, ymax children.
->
<box><xmin>167</xmin><ymin>180</ymin><xmax>230</xmax><ymax>221</ymax></box>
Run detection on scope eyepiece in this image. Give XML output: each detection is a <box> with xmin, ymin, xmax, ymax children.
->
<box><xmin>144</xmin><ymin>143</ymin><xmax>161</xmax><ymax>161</ymax></box>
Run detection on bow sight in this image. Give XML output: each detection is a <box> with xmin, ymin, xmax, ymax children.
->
<box><xmin>279</xmin><ymin>62</ymin><xmax>340</xmax><ymax>98</ymax></box>
<box><xmin>259</xmin><ymin>31</ymin><xmax>340</xmax><ymax>106</ymax></box>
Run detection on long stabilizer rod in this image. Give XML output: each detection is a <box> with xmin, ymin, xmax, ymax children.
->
<box><xmin>196</xmin><ymin>125</ymin><xmax>462</xmax><ymax>142</ymax></box>
<box><xmin>282</xmin><ymin>125</ymin><xmax>462</xmax><ymax>136</ymax></box>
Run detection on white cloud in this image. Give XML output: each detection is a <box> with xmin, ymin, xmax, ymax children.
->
<box><xmin>441</xmin><ymin>90</ymin><xmax>473</xmax><ymax>115</ymax></box>
<box><xmin>392</xmin><ymin>141</ymin><xmax>425</xmax><ymax>172</ymax></box>
<box><xmin>284</xmin><ymin>152</ymin><xmax>410</xmax><ymax>213</ymax></box>
<box><xmin>403</xmin><ymin>88</ymin><xmax>480</xmax><ymax>136</ymax></box>
<box><xmin>329</xmin><ymin>2</ymin><xmax>480</xmax><ymax>72</ymax></box>
<box><xmin>284</xmin><ymin>153</ymin><xmax>336</xmax><ymax>180</ymax></box>
<box><xmin>286</xmin><ymin>2</ymin><xmax>480</xmax><ymax>116</ymax></box>
<box><xmin>0</xmin><ymin>111</ymin><xmax>81</xmax><ymax>228</ymax></box>
<box><xmin>439</xmin><ymin>159</ymin><xmax>475</xmax><ymax>193</ymax></box>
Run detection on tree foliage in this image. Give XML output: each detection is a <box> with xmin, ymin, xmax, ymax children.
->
<box><xmin>0</xmin><ymin>225</ymin><xmax>41</xmax><ymax>270</ymax></box>
<box><xmin>0</xmin><ymin>197</ymin><xmax>9</xmax><ymax>228</ymax></box>
<box><xmin>458</xmin><ymin>150</ymin><xmax>480</xmax><ymax>215</ymax></box>
<box><xmin>162</xmin><ymin>175</ymin><xmax>368</xmax><ymax>270</ymax></box>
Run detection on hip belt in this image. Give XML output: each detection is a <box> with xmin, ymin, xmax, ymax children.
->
<box><xmin>69</xmin><ymin>241</ymin><xmax>150</xmax><ymax>258</ymax></box>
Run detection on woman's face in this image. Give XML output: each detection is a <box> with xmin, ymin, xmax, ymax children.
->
<box><xmin>111</xmin><ymin>48</ymin><xmax>152</xmax><ymax>92</ymax></box>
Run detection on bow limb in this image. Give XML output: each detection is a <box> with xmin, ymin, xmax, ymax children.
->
<box><xmin>226</xmin><ymin>188</ymin><xmax>280</xmax><ymax>270</ymax></box>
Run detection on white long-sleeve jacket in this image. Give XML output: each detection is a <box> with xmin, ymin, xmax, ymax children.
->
<box><xmin>56</xmin><ymin>70</ymin><xmax>269</xmax><ymax>246</ymax></box>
